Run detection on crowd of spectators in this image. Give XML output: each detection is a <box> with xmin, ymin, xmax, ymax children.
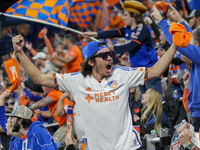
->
<box><xmin>0</xmin><ymin>0</ymin><xmax>200</xmax><ymax>150</ymax></box>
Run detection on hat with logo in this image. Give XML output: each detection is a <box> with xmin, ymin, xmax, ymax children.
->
<box><xmin>187</xmin><ymin>9</ymin><xmax>200</xmax><ymax>19</ymax></box>
<box><xmin>32</xmin><ymin>52</ymin><xmax>46</xmax><ymax>60</ymax></box>
<box><xmin>82</xmin><ymin>41</ymin><xmax>108</xmax><ymax>60</ymax></box>
<box><xmin>11</xmin><ymin>106</ymin><xmax>33</xmax><ymax>119</ymax></box>
<box><xmin>123</xmin><ymin>1</ymin><xmax>147</xmax><ymax>15</ymax></box>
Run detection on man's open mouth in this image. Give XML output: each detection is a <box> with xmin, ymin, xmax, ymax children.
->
<box><xmin>106</xmin><ymin>64</ymin><xmax>112</xmax><ymax>70</ymax></box>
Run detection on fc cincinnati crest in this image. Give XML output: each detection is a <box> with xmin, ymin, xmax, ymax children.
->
<box><xmin>131</xmin><ymin>32</ymin><xmax>135</xmax><ymax>38</ymax></box>
<box><xmin>108</xmin><ymin>80</ymin><xmax>117</xmax><ymax>89</ymax></box>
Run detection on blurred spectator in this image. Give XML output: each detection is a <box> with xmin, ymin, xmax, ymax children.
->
<box><xmin>0</xmin><ymin>90</ymin><xmax>21</xmax><ymax>150</ymax></box>
<box><xmin>182</xmin><ymin>72</ymin><xmax>190</xmax><ymax>112</ymax></box>
<box><xmin>129</xmin><ymin>86</ymin><xmax>142</xmax><ymax>125</ymax></box>
<box><xmin>134</xmin><ymin>88</ymin><xmax>162</xmax><ymax>149</ymax></box>
<box><xmin>56</xmin><ymin>93</ymin><xmax>86</xmax><ymax>150</ymax></box>
<box><xmin>10</xmin><ymin>106</ymin><xmax>58</xmax><ymax>149</ymax></box>
<box><xmin>144</xmin><ymin>16</ymin><xmax>160</xmax><ymax>46</ymax></box>
<box><xmin>109</xmin><ymin>10</ymin><xmax>125</xmax><ymax>29</ymax></box>
<box><xmin>30</xmin><ymin>87</ymin><xmax>70</xmax><ymax>147</ymax></box>
<box><xmin>52</xmin><ymin>34</ymin><xmax>84</xmax><ymax>74</ymax></box>
<box><xmin>152</xmin><ymin>4</ymin><xmax>200</xmax><ymax>132</ymax></box>
<box><xmin>187</xmin><ymin>9</ymin><xmax>200</xmax><ymax>29</ymax></box>
<box><xmin>64</xmin><ymin>125</ymin><xmax>79</xmax><ymax>150</ymax></box>
<box><xmin>32</xmin><ymin>52</ymin><xmax>59</xmax><ymax>73</ymax></box>
<box><xmin>177</xmin><ymin>123</ymin><xmax>197</xmax><ymax>149</ymax></box>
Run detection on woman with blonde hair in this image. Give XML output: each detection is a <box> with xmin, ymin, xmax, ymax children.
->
<box><xmin>134</xmin><ymin>88</ymin><xmax>162</xmax><ymax>149</ymax></box>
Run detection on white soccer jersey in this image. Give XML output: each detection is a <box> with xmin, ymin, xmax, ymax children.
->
<box><xmin>55</xmin><ymin>65</ymin><xmax>145</xmax><ymax>150</ymax></box>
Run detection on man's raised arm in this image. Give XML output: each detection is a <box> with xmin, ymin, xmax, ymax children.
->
<box><xmin>147</xmin><ymin>44</ymin><xmax>178</xmax><ymax>79</ymax></box>
<box><xmin>12</xmin><ymin>35</ymin><xmax>55</xmax><ymax>88</ymax></box>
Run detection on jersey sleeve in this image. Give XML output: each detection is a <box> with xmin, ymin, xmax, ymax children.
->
<box><xmin>97</xmin><ymin>27</ymin><xmax>126</xmax><ymax>39</ymax></box>
<box><xmin>46</xmin><ymin>90</ymin><xmax>61</xmax><ymax>102</ymax></box>
<box><xmin>54</xmin><ymin>73</ymin><xmax>78</xmax><ymax>94</ymax></box>
<box><xmin>114</xmin><ymin>24</ymin><xmax>150</xmax><ymax>54</ymax></box>
<box><xmin>67</xmin><ymin>46</ymin><xmax>79</xmax><ymax>59</ymax></box>
<box><xmin>114</xmin><ymin>66</ymin><xmax>145</xmax><ymax>88</ymax></box>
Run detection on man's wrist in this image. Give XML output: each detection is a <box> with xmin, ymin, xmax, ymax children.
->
<box><xmin>157</xmin><ymin>17</ymin><xmax>163</xmax><ymax>23</ymax></box>
<box><xmin>178</xmin><ymin>18</ymin><xmax>184</xmax><ymax>23</ymax></box>
<box><xmin>183</xmin><ymin>142</ymin><xmax>193</xmax><ymax>149</ymax></box>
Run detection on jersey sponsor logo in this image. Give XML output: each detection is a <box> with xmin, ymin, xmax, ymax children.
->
<box><xmin>85</xmin><ymin>94</ymin><xmax>93</xmax><ymax>103</ymax></box>
<box><xmin>94</xmin><ymin>91</ymin><xmax>119</xmax><ymax>103</ymax></box>
<box><xmin>84</xmin><ymin>91</ymin><xmax>119</xmax><ymax>104</ymax></box>
<box><xmin>85</xmin><ymin>87</ymin><xmax>92</xmax><ymax>91</ymax></box>
<box><xmin>108</xmin><ymin>80</ymin><xmax>117</xmax><ymax>89</ymax></box>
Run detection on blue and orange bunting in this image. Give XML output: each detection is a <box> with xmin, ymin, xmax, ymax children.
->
<box><xmin>69</xmin><ymin>0</ymin><xmax>103</xmax><ymax>28</ymax></box>
<box><xmin>93</xmin><ymin>0</ymin><xmax>109</xmax><ymax>31</ymax></box>
<box><xmin>105</xmin><ymin>0</ymin><xmax>120</xmax><ymax>6</ymax></box>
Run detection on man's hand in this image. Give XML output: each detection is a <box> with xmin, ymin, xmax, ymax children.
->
<box><xmin>133</xmin><ymin>114</ymin><xmax>140</xmax><ymax>123</ymax></box>
<box><xmin>156</xmin><ymin>48</ymin><xmax>166</xmax><ymax>57</ymax></box>
<box><xmin>25</xmin><ymin>41</ymin><xmax>32</xmax><ymax>51</ymax></box>
<box><xmin>12</xmin><ymin>35</ymin><xmax>25</xmax><ymax>53</ymax></box>
<box><xmin>65</xmin><ymin>125</ymin><xmax>73</xmax><ymax>146</ymax></box>
<box><xmin>0</xmin><ymin>90</ymin><xmax>12</xmax><ymax>105</ymax></box>
<box><xmin>151</xmin><ymin>6</ymin><xmax>163</xmax><ymax>22</ymax></box>
<box><xmin>107</xmin><ymin>43</ymin><xmax>114</xmax><ymax>51</ymax></box>
<box><xmin>181</xmin><ymin>55</ymin><xmax>192</xmax><ymax>68</ymax></box>
<box><xmin>20</xmin><ymin>82</ymin><xmax>25</xmax><ymax>89</ymax></box>
<box><xmin>167</xmin><ymin>75</ymin><xmax>173</xmax><ymax>84</ymax></box>
<box><xmin>144</xmin><ymin>17</ymin><xmax>153</xmax><ymax>25</ymax></box>
<box><xmin>43</xmin><ymin>28</ymin><xmax>48</xmax><ymax>39</ymax></box>
<box><xmin>183</xmin><ymin>72</ymin><xmax>190</xmax><ymax>88</ymax></box>
<box><xmin>52</xmin><ymin>52</ymin><xmax>58</xmax><ymax>59</ymax></box>
<box><xmin>177</xmin><ymin>124</ymin><xmax>192</xmax><ymax>148</ymax></box>
<box><xmin>82</xmin><ymin>32</ymin><xmax>98</xmax><ymax>39</ymax></box>
<box><xmin>168</xmin><ymin>5</ymin><xmax>183</xmax><ymax>23</ymax></box>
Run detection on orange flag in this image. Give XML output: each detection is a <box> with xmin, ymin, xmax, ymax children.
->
<box><xmin>4</xmin><ymin>52</ymin><xmax>21</xmax><ymax>93</ymax></box>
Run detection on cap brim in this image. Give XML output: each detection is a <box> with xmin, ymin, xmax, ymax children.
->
<box><xmin>5</xmin><ymin>113</ymin><xmax>14</xmax><ymax>117</ymax></box>
<box><xmin>187</xmin><ymin>15</ymin><xmax>194</xmax><ymax>19</ymax></box>
<box><xmin>32</xmin><ymin>56</ymin><xmax>38</xmax><ymax>60</ymax></box>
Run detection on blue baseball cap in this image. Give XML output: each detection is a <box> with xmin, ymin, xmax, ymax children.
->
<box><xmin>82</xmin><ymin>41</ymin><xmax>109</xmax><ymax>60</ymax></box>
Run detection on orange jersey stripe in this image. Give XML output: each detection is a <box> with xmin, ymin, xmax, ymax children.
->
<box><xmin>131</xmin><ymin>39</ymin><xmax>141</xmax><ymax>45</ymax></box>
<box><xmin>117</xmin><ymin>28</ymin><xmax>122</xmax><ymax>37</ymax></box>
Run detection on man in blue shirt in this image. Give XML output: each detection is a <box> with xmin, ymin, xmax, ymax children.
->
<box><xmin>152</xmin><ymin>5</ymin><xmax>200</xmax><ymax>132</ymax></box>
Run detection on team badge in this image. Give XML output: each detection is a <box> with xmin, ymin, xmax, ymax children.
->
<box><xmin>131</xmin><ymin>32</ymin><xmax>135</xmax><ymax>38</ymax></box>
<box><xmin>136</xmin><ymin>32</ymin><xmax>140</xmax><ymax>36</ymax></box>
<box><xmin>108</xmin><ymin>80</ymin><xmax>117</xmax><ymax>89</ymax></box>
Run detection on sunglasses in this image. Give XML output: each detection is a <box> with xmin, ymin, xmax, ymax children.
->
<box><xmin>92</xmin><ymin>51</ymin><xmax>114</xmax><ymax>60</ymax></box>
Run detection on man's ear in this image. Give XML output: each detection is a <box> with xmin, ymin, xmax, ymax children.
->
<box><xmin>195</xmin><ymin>42</ymin><xmax>200</xmax><ymax>47</ymax></box>
<box><xmin>18</xmin><ymin>118</ymin><xmax>23</xmax><ymax>124</ymax></box>
<box><xmin>88</xmin><ymin>59</ymin><xmax>94</xmax><ymax>67</ymax></box>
